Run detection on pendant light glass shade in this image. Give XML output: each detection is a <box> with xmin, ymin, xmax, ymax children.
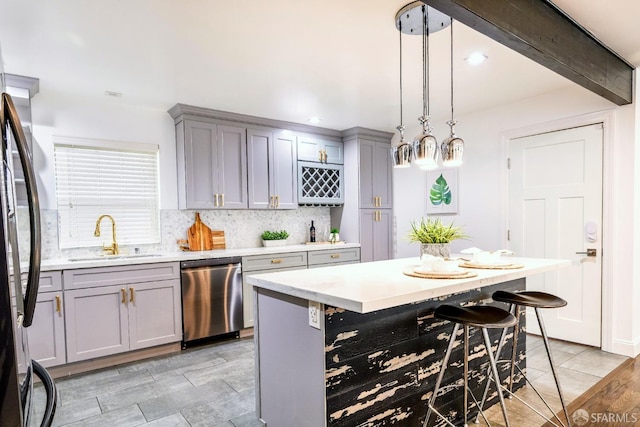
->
<box><xmin>441</xmin><ymin>18</ymin><xmax>464</xmax><ymax>167</ymax></box>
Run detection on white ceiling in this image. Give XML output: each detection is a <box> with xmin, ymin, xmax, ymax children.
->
<box><xmin>1</xmin><ymin>0</ymin><xmax>638</xmax><ymax>132</ymax></box>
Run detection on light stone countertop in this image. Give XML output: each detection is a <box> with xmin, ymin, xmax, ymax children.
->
<box><xmin>246</xmin><ymin>256</ymin><xmax>571</xmax><ymax>313</ymax></box>
<box><xmin>40</xmin><ymin>243</ymin><xmax>361</xmax><ymax>271</ymax></box>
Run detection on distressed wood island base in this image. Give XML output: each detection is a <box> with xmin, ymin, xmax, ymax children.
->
<box><xmin>247</xmin><ymin>257</ymin><xmax>570</xmax><ymax>427</ymax></box>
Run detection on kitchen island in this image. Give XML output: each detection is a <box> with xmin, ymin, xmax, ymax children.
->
<box><xmin>246</xmin><ymin>257</ymin><xmax>570</xmax><ymax>427</ymax></box>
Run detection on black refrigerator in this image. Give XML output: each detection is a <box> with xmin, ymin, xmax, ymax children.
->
<box><xmin>1</xmin><ymin>69</ymin><xmax>57</xmax><ymax>424</ymax></box>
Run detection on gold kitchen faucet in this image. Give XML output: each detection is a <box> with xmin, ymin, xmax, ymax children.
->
<box><xmin>94</xmin><ymin>214</ymin><xmax>119</xmax><ymax>255</ymax></box>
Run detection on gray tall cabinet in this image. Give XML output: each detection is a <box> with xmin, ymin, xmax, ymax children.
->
<box><xmin>333</xmin><ymin>127</ymin><xmax>395</xmax><ymax>263</ymax></box>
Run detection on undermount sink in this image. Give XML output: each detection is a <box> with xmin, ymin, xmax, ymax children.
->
<box><xmin>67</xmin><ymin>254</ymin><xmax>164</xmax><ymax>262</ymax></box>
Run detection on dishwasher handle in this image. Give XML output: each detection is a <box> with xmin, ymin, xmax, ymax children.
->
<box><xmin>180</xmin><ymin>257</ymin><xmax>242</xmax><ymax>269</ymax></box>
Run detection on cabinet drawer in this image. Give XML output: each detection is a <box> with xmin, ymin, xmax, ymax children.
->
<box><xmin>39</xmin><ymin>271</ymin><xmax>63</xmax><ymax>292</ymax></box>
<box><xmin>63</xmin><ymin>262</ymin><xmax>180</xmax><ymax>290</ymax></box>
<box><xmin>308</xmin><ymin>248</ymin><xmax>361</xmax><ymax>266</ymax></box>
<box><xmin>242</xmin><ymin>252</ymin><xmax>307</xmax><ymax>272</ymax></box>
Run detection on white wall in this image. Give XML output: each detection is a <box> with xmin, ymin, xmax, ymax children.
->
<box><xmin>31</xmin><ymin>87</ymin><xmax>178</xmax><ymax>210</ymax></box>
<box><xmin>393</xmin><ymin>83</ymin><xmax>640</xmax><ymax>356</ymax></box>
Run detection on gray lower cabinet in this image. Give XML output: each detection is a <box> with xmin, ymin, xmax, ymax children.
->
<box><xmin>63</xmin><ymin>262</ymin><xmax>182</xmax><ymax>363</ymax></box>
<box><xmin>247</xmin><ymin>128</ymin><xmax>297</xmax><ymax>209</ymax></box>
<box><xmin>29</xmin><ymin>271</ymin><xmax>66</xmax><ymax>368</ymax></box>
<box><xmin>242</xmin><ymin>248</ymin><xmax>361</xmax><ymax>327</ymax></box>
<box><xmin>360</xmin><ymin>209</ymin><xmax>392</xmax><ymax>263</ymax></box>
<box><xmin>241</xmin><ymin>252</ymin><xmax>308</xmax><ymax>328</ymax></box>
<box><xmin>177</xmin><ymin>120</ymin><xmax>248</xmax><ymax>209</ymax></box>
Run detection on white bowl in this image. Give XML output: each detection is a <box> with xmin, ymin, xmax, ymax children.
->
<box><xmin>473</xmin><ymin>251</ymin><xmax>502</xmax><ymax>264</ymax></box>
<box><xmin>432</xmin><ymin>258</ymin><xmax>460</xmax><ymax>272</ymax></box>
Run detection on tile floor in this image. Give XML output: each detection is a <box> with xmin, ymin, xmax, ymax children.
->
<box><xmin>32</xmin><ymin>334</ymin><xmax>628</xmax><ymax>427</ymax></box>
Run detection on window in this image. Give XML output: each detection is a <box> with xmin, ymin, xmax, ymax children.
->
<box><xmin>54</xmin><ymin>137</ymin><xmax>160</xmax><ymax>249</ymax></box>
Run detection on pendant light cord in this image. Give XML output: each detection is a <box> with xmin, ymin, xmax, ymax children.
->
<box><xmin>449</xmin><ymin>17</ymin><xmax>454</xmax><ymax>122</ymax></box>
<box><xmin>399</xmin><ymin>19</ymin><xmax>404</xmax><ymax>129</ymax></box>
<box><xmin>423</xmin><ymin>6</ymin><xmax>429</xmax><ymax>118</ymax></box>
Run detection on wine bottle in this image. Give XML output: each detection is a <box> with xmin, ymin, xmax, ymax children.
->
<box><xmin>310</xmin><ymin>221</ymin><xmax>316</xmax><ymax>242</ymax></box>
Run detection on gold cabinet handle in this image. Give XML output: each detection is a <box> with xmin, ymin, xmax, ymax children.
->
<box><xmin>271</xmin><ymin>259</ymin><xmax>283</xmax><ymax>264</ymax></box>
<box><xmin>214</xmin><ymin>193</ymin><xmax>219</xmax><ymax>207</ymax></box>
<box><xmin>322</xmin><ymin>150</ymin><xmax>327</xmax><ymax>163</ymax></box>
<box><xmin>121</xmin><ymin>288</ymin><xmax>127</xmax><ymax>304</ymax></box>
<box><xmin>276</xmin><ymin>195</ymin><xmax>280</xmax><ymax>208</ymax></box>
<box><xmin>55</xmin><ymin>295</ymin><xmax>61</xmax><ymax>313</ymax></box>
<box><xmin>129</xmin><ymin>287</ymin><xmax>135</xmax><ymax>303</ymax></box>
<box><xmin>330</xmin><ymin>254</ymin><xmax>340</xmax><ymax>259</ymax></box>
<box><xmin>319</xmin><ymin>150</ymin><xmax>323</xmax><ymax>162</ymax></box>
<box><xmin>270</xmin><ymin>195</ymin><xmax>274</xmax><ymax>208</ymax></box>
<box><xmin>221</xmin><ymin>193</ymin><xmax>224</xmax><ymax>207</ymax></box>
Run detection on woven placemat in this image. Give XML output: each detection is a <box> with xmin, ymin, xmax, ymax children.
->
<box><xmin>459</xmin><ymin>262</ymin><xmax>524</xmax><ymax>270</ymax></box>
<box><xmin>403</xmin><ymin>268</ymin><xmax>478</xmax><ymax>280</ymax></box>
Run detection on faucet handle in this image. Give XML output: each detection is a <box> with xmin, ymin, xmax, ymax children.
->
<box><xmin>102</xmin><ymin>242</ymin><xmax>118</xmax><ymax>255</ymax></box>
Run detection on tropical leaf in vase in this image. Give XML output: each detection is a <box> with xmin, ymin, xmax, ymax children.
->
<box><xmin>429</xmin><ymin>174</ymin><xmax>452</xmax><ymax>206</ymax></box>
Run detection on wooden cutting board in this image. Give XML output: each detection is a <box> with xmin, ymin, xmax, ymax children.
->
<box><xmin>187</xmin><ymin>212</ymin><xmax>214</xmax><ymax>251</ymax></box>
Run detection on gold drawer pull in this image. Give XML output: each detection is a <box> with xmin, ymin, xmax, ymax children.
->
<box><xmin>271</xmin><ymin>259</ymin><xmax>283</xmax><ymax>264</ymax></box>
<box><xmin>221</xmin><ymin>193</ymin><xmax>224</xmax><ymax>207</ymax></box>
<box><xmin>121</xmin><ymin>288</ymin><xmax>126</xmax><ymax>304</ymax></box>
<box><xmin>330</xmin><ymin>254</ymin><xmax>341</xmax><ymax>259</ymax></box>
<box><xmin>130</xmin><ymin>287</ymin><xmax>135</xmax><ymax>303</ymax></box>
<box><xmin>55</xmin><ymin>295</ymin><xmax>62</xmax><ymax>313</ymax></box>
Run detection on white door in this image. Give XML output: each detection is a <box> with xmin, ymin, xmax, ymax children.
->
<box><xmin>508</xmin><ymin>124</ymin><xmax>603</xmax><ymax>347</ymax></box>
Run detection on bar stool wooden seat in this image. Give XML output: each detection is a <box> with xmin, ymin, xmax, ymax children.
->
<box><xmin>476</xmin><ymin>290</ymin><xmax>571</xmax><ymax>427</ymax></box>
<box><xmin>423</xmin><ymin>304</ymin><xmax>517</xmax><ymax>427</ymax></box>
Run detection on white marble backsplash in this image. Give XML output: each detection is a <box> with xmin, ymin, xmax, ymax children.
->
<box><xmin>18</xmin><ymin>207</ymin><xmax>332</xmax><ymax>260</ymax></box>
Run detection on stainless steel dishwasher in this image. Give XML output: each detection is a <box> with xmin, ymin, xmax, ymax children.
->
<box><xmin>180</xmin><ymin>257</ymin><xmax>243</xmax><ymax>344</ymax></box>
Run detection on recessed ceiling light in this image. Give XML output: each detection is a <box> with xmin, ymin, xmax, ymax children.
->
<box><xmin>465</xmin><ymin>52</ymin><xmax>488</xmax><ymax>66</ymax></box>
<box><xmin>307</xmin><ymin>117</ymin><xmax>321</xmax><ymax>125</ymax></box>
<box><xmin>104</xmin><ymin>90</ymin><xmax>123</xmax><ymax>97</ymax></box>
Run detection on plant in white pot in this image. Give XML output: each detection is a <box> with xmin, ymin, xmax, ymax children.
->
<box><xmin>261</xmin><ymin>230</ymin><xmax>290</xmax><ymax>247</ymax></box>
<box><xmin>408</xmin><ymin>217</ymin><xmax>468</xmax><ymax>259</ymax></box>
<box><xmin>329</xmin><ymin>228</ymin><xmax>340</xmax><ymax>243</ymax></box>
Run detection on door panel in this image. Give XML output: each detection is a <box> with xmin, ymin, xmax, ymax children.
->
<box><xmin>128</xmin><ymin>280</ymin><xmax>181</xmax><ymax>350</ymax></box>
<box><xmin>29</xmin><ymin>292</ymin><xmax>66</xmax><ymax>368</ymax></box>
<box><xmin>184</xmin><ymin>121</ymin><xmax>217</xmax><ymax>208</ymax></box>
<box><xmin>509</xmin><ymin>124</ymin><xmax>603</xmax><ymax>346</ymax></box>
<box><xmin>247</xmin><ymin>129</ymin><xmax>272</xmax><ymax>209</ymax></box>
<box><xmin>217</xmin><ymin>125</ymin><xmax>248</xmax><ymax>209</ymax></box>
<box><xmin>272</xmin><ymin>132</ymin><xmax>297</xmax><ymax>209</ymax></box>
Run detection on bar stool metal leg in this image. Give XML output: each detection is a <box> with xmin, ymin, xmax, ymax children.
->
<box><xmin>482</xmin><ymin>328</ymin><xmax>511</xmax><ymax>427</ymax></box>
<box><xmin>423</xmin><ymin>323</ymin><xmax>460</xmax><ymax>427</ymax></box>
<box><xmin>536</xmin><ymin>307</ymin><xmax>572</xmax><ymax>427</ymax></box>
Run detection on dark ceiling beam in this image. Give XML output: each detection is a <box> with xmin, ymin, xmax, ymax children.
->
<box><xmin>423</xmin><ymin>0</ymin><xmax>634</xmax><ymax>105</ymax></box>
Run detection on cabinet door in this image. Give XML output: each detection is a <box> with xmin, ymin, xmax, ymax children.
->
<box><xmin>297</xmin><ymin>136</ymin><xmax>323</xmax><ymax>162</ymax></box>
<box><xmin>272</xmin><ymin>131</ymin><xmax>297</xmax><ymax>209</ymax></box>
<box><xmin>128</xmin><ymin>280</ymin><xmax>182</xmax><ymax>350</ymax></box>
<box><xmin>65</xmin><ymin>285</ymin><xmax>129</xmax><ymax>363</ymax></box>
<box><xmin>359</xmin><ymin>139</ymin><xmax>376</xmax><ymax>208</ymax></box>
<box><xmin>247</xmin><ymin>129</ymin><xmax>273</xmax><ymax>209</ymax></box>
<box><xmin>359</xmin><ymin>139</ymin><xmax>392</xmax><ymax>209</ymax></box>
<box><xmin>29</xmin><ymin>292</ymin><xmax>66</xmax><ymax>368</ymax></box>
<box><xmin>184</xmin><ymin>121</ymin><xmax>218</xmax><ymax>208</ymax></box>
<box><xmin>359</xmin><ymin>209</ymin><xmax>392</xmax><ymax>262</ymax></box>
<box><xmin>323</xmin><ymin>140</ymin><xmax>344</xmax><ymax>164</ymax></box>
<box><xmin>217</xmin><ymin>125</ymin><xmax>248</xmax><ymax>209</ymax></box>
<box><xmin>374</xmin><ymin>141</ymin><xmax>393</xmax><ymax>208</ymax></box>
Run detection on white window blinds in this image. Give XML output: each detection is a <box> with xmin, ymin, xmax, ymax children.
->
<box><xmin>54</xmin><ymin>137</ymin><xmax>160</xmax><ymax>249</ymax></box>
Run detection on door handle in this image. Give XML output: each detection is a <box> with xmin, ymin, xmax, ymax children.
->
<box><xmin>220</xmin><ymin>193</ymin><xmax>224</xmax><ymax>207</ymax></box>
<box><xmin>276</xmin><ymin>195</ymin><xmax>279</xmax><ymax>208</ymax></box>
<box><xmin>55</xmin><ymin>295</ymin><xmax>62</xmax><ymax>313</ymax></box>
<box><xmin>121</xmin><ymin>288</ymin><xmax>127</xmax><ymax>304</ymax></box>
<box><xmin>576</xmin><ymin>249</ymin><xmax>597</xmax><ymax>257</ymax></box>
<box><xmin>214</xmin><ymin>193</ymin><xmax>219</xmax><ymax>207</ymax></box>
<box><xmin>129</xmin><ymin>287</ymin><xmax>135</xmax><ymax>303</ymax></box>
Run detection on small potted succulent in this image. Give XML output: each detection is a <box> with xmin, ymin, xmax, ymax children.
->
<box><xmin>261</xmin><ymin>230</ymin><xmax>290</xmax><ymax>247</ymax></box>
<box><xmin>329</xmin><ymin>228</ymin><xmax>340</xmax><ymax>243</ymax></box>
<box><xmin>408</xmin><ymin>217</ymin><xmax>468</xmax><ymax>258</ymax></box>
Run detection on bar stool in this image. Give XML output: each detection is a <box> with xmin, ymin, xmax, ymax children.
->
<box><xmin>476</xmin><ymin>290</ymin><xmax>571</xmax><ymax>427</ymax></box>
<box><xmin>423</xmin><ymin>304</ymin><xmax>517</xmax><ymax>427</ymax></box>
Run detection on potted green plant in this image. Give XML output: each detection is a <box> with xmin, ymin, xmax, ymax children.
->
<box><xmin>408</xmin><ymin>217</ymin><xmax>468</xmax><ymax>258</ymax></box>
<box><xmin>261</xmin><ymin>230</ymin><xmax>290</xmax><ymax>247</ymax></box>
<box><xmin>329</xmin><ymin>228</ymin><xmax>340</xmax><ymax>243</ymax></box>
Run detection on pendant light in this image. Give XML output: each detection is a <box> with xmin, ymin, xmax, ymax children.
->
<box><xmin>412</xmin><ymin>5</ymin><xmax>438</xmax><ymax>170</ymax></box>
<box><xmin>441</xmin><ymin>17</ymin><xmax>464</xmax><ymax>167</ymax></box>
<box><xmin>391</xmin><ymin>18</ymin><xmax>412</xmax><ymax>168</ymax></box>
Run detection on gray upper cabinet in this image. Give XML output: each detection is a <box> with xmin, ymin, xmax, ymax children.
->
<box><xmin>297</xmin><ymin>135</ymin><xmax>344</xmax><ymax>164</ymax></box>
<box><xmin>177</xmin><ymin>120</ymin><xmax>248</xmax><ymax>209</ymax></box>
<box><xmin>359</xmin><ymin>139</ymin><xmax>393</xmax><ymax>209</ymax></box>
<box><xmin>248</xmin><ymin>128</ymin><xmax>297</xmax><ymax>209</ymax></box>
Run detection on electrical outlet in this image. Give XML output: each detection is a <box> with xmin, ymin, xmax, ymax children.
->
<box><xmin>308</xmin><ymin>300</ymin><xmax>322</xmax><ymax>329</ymax></box>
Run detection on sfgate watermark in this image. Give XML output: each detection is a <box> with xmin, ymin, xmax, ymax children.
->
<box><xmin>572</xmin><ymin>409</ymin><xmax>639</xmax><ymax>425</ymax></box>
